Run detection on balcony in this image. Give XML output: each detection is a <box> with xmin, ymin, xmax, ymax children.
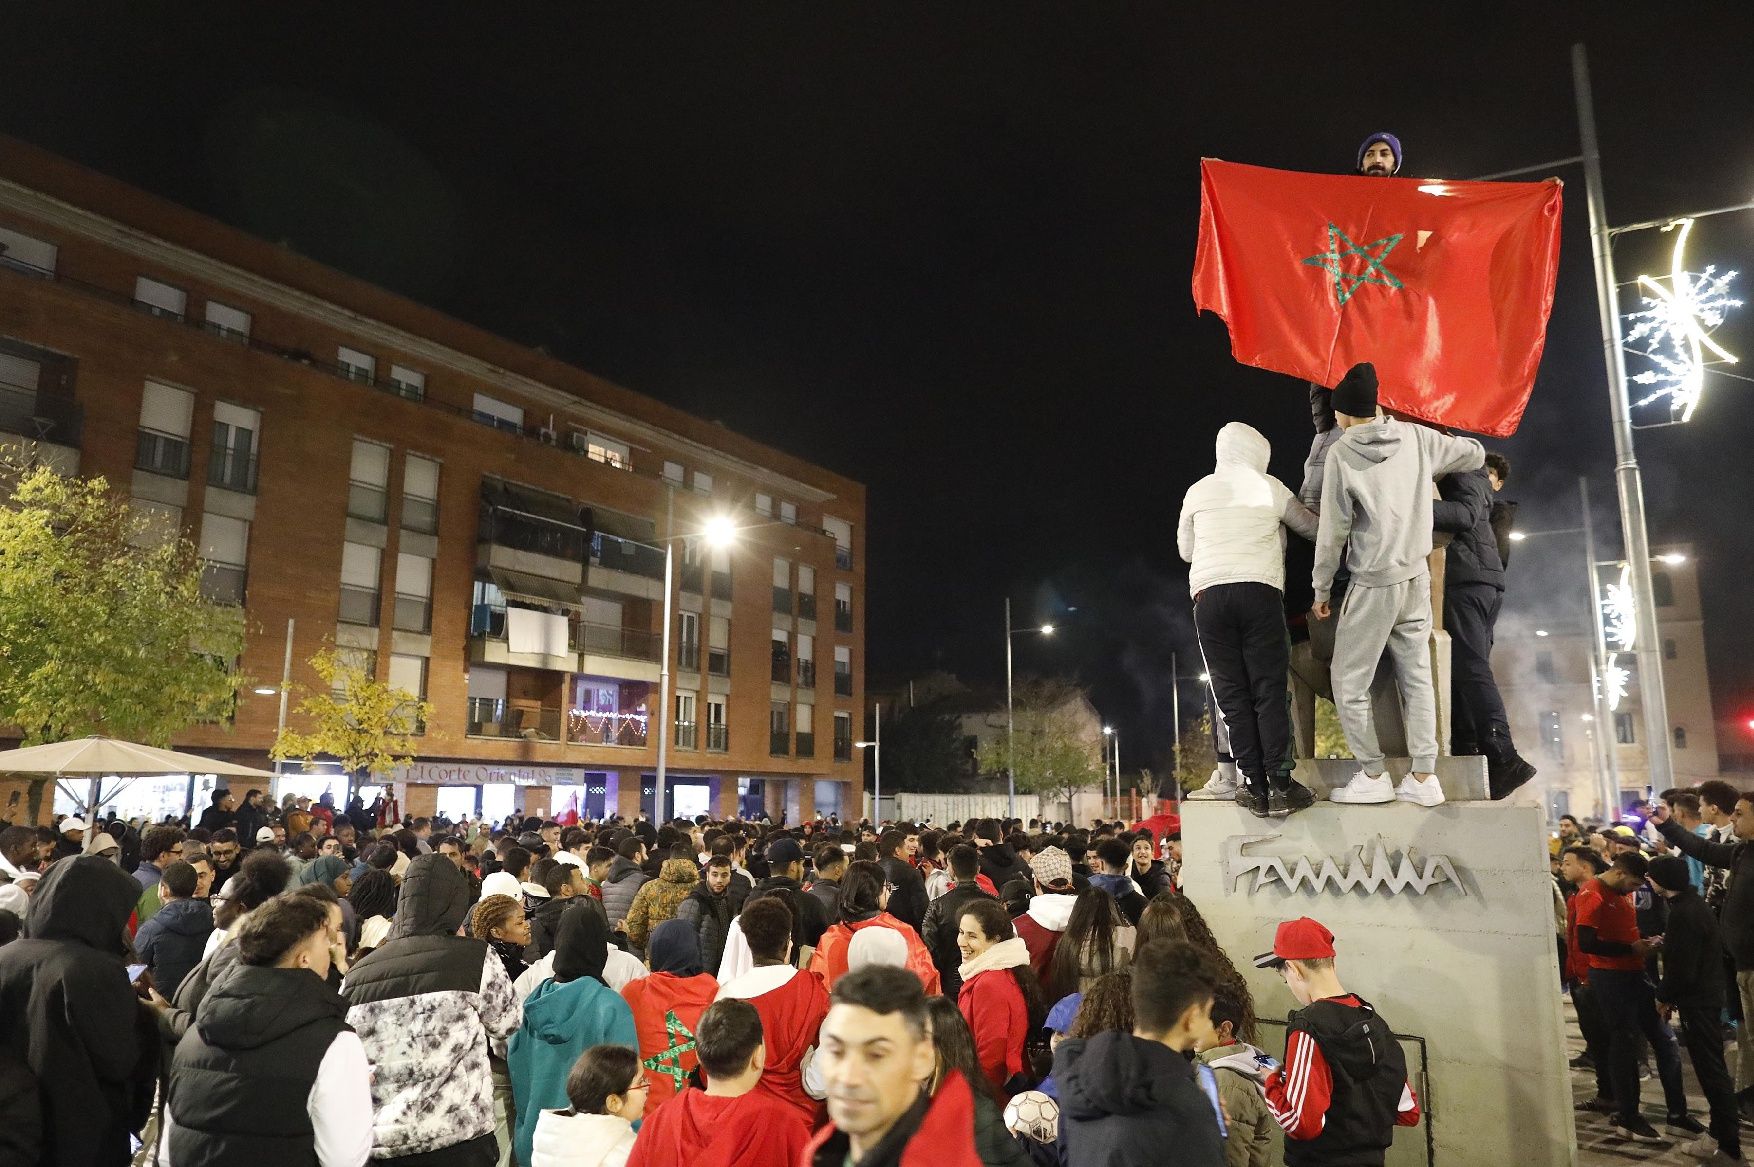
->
<box><xmin>708</xmin><ymin>647</ymin><xmax>731</xmax><ymax>677</ymax></box>
<box><xmin>0</xmin><ymin>379</ymin><xmax>81</xmax><ymax>448</ymax></box>
<box><xmin>796</xmin><ymin>732</ymin><xmax>815</xmax><ymax>758</ymax></box>
<box><xmin>133</xmin><ymin>298</ymin><xmax>185</xmax><ymax>323</ymax></box>
<box><xmin>797</xmin><ymin>593</ymin><xmax>817</xmax><ymax>620</ymax></box>
<box><xmin>339</xmin><ymin>585</ymin><xmax>380</xmax><ymax>627</ymax></box>
<box><xmin>835</xmin><ymin>546</ymin><xmax>853</xmax><ymax>570</ymax></box>
<box><xmin>200</xmin><ymin>562</ymin><xmax>246</xmax><ymax>606</ymax></box>
<box><xmin>797</xmin><ymin>659</ymin><xmax>817</xmax><ymax>689</ymax></box>
<box><xmin>834</xmin><ymin>737</ymin><xmax>853</xmax><ymax>762</ymax></box>
<box><xmin>483</xmin><ymin>505</ymin><xmax>588</xmax><ymax>563</ymax></box>
<box><xmin>835</xmin><ymin>605</ymin><xmax>853</xmax><ymax>634</ymax></box>
<box><xmin>468</xmin><ymin>697</ymin><xmax>563</xmax><ymax>742</ymax></box>
<box><xmin>207</xmin><ymin>446</ymin><xmax>257</xmax><ymax>495</ymax></box>
<box><xmin>710</xmin><ymin>571</ymin><xmax>732</xmax><ymax>601</ymax></box>
<box><xmin>773</xmin><ymin>586</ymin><xmax>792</xmax><ymax>615</ymax></box>
<box><xmin>575</xmin><ymin>621</ymin><xmax>661</xmax><ymax>662</ymax></box>
<box><xmin>402</xmin><ymin>495</ymin><xmax>438</xmax><ymax>534</ymax></box>
<box><xmin>771</xmin><ymin>653</ymin><xmax>792</xmax><ymax>684</ymax></box>
<box><xmin>386</xmin><ymin>377</ymin><xmax>425</xmax><ymax>402</ymax></box>
<box><xmin>135</xmin><ymin>428</ymin><xmax>190</xmax><ymax>479</ymax></box>
<box><xmin>677</xmin><ymin>641</ymin><xmax>701</xmax><ymax>671</ymax></box>
<box><xmin>348</xmin><ymin>481</ymin><xmax>388</xmax><ymax>524</ymax></box>
<box><xmin>770</xmin><ymin>731</ymin><xmax>790</xmax><ymax>757</ymax></box>
<box><xmin>707</xmin><ymin>724</ymin><xmax>729</xmax><ymax>752</ymax></box>
<box><xmin>393</xmin><ymin>593</ymin><xmax>432</xmax><ymax>634</ymax></box>
<box><xmin>567</xmin><ymin>708</ymin><xmax>648</xmax><ymax>748</ymax></box>
<box><xmin>834</xmin><ymin>671</ymin><xmax>854</xmax><ymax>697</ymax></box>
<box><xmin>675</xmin><ymin>721</ymin><xmax>698</xmax><ymax>749</ymax></box>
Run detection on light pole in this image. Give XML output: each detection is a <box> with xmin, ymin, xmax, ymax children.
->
<box><xmin>856</xmin><ymin>703</ymin><xmax>880</xmax><ymax>823</ymax></box>
<box><xmin>653</xmin><ymin>514</ymin><xmax>737</xmax><ymax>826</ymax></box>
<box><xmin>1003</xmin><ymin>597</ymin><xmax>1054</xmax><ymax>820</ymax></box>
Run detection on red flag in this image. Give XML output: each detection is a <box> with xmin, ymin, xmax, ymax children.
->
<box><xmin>1192</xmin><ymin>159</ymin><xmax>1563</xmax><ymax>437</ymax></box>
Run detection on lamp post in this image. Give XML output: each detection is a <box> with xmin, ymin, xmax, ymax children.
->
<box><xmin>1003</xmin><ymin>597</ymin><xmax>1055</xmax><ymax>820</ymax></box>
<box><xmin>653</xmin><ymin>513</ymin><xmax>737</xmax><ymax>826</ymax></box>
<box><xmin>855</xmin><ymin>703</ymin><xmax>880</xmax><ymax>823</ymax></box>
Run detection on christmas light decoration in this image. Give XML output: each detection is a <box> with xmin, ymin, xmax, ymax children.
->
<box><xmin>1623</xmin><ymin>217</ymin><xmax>1741</xmax><ymax>423</ymax></box>
<box><xmin>1602</xmin><ymin>658</ymin><xmax>1632</xmax><ymax>713</ymax></box>
<box><xmin>1601</xmin><ymin>564</ymin><xmax>1636</xmax><ymax>653</ymax></box>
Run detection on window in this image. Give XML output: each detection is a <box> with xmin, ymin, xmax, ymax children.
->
<box><xmin>137</xmin><ymin>381</ymin><xmax>194</xmax><ymax>478</ymax></box>
<box><xmin>340</xmin><ymin>541</ymin><xmax>382</xmax><ymax>626</ymax></box>
<box><xmin>133</xmin><ymin>277</ymin><xmax>187</xmax><ymax>321</ymax></box>
<box><xmin>1614</xmin><ymin>712</ymin><xmax>1636</xmax><ymax>745</ymax></box>
<box><xmin>198</xmin><ymin>513</ymin><xmax>250</xmax><ymax>605</ymax></box>
<box><xmin>834</xmin><ymin>645</ymin><xmax>853</xmax><ymax>697</ymax></box>
<box><xmin>387</xmin><ymin>364</ymin><xmax>425</xmax><ymax>401</ymax></box>
<box><xmin>707</xmin><ymin>698</ymin><xmax>728</xmax><ymax>751</ymax></box>
<box><xmin>402</xmin><ymin>454</ymin><xmax>440</xmax><ymax>534</ymax></box>
<box><xmin>708</xmin><ymin>616</ymin><xmax>731</xmax><ymax>676</ymax></box>
<box><xmin>796</xmin><ymin>701</ymin><xmax>815</xmax><ymax>757</ymax></box>
<box><xmin>337</xmin><ymin>346</ymin><xmax>376</xmax><ymax>385</ymax></box>
<box><xmin>208</xmin><ymin>402</ymin><xmax>260</xmax><ymax>494</ymax></box>
<box><xmin>780</xmin><ymin>500</ymin><xmax>797</xmax><ymax>525</ymax></box>
<box><xmin>710</xmin><ymin>543</ymin><xmax>732</xmax><ymax>601</ymax></box>
<box><xmin>834</xmin><ymin>711</ymin><xmax>854</xmax><ymax>761</ymax></box>
<box><xmin>348</xmin><ymin>439</ymin><xmax>391</xmax><ymax>522</ymax></box>
<box><xmin>203</xmin><ymin>301</ymin><xmax>251</xmax><ymax>342</ymax></box>
<box><xmin>678</xmin><ymin>611</ymin><xmax>700</xmax><ymax>670</ymax></box>
<box><xmin>825</xmin><ymin>517</ymin><xmax>853</xmax><ymax>569</ymax></box>
<box><xmin>388</xmin><ymin>654</ymin><xmax>428</xmax><ymax>734</ymax></box>
<box><xmin>675</xmin><ymin>693</ymin><xmax>697</xmax><ymax>749</ymax></box>
<box><xmin>393</xmin><ymin>553</ymin><xmax>433</xmax><ymax>633</ymax></box>
<box><xmin>772</xmin><ymin>628</ymin><xmax>792</xmax><ymax>684</ymax></box>
<box><xmin>835</xmin><ymin>582</ymin><xmax>853</xmax><ymax>633</ymax></box>
<box><xmin>663</xmin><ymin>461</ymin><xmax>685</xmax><ymax>486</ymax></box>
<box><xmin>0</xmin><ymin>351</ymin><xmax>39</xmax><ymax>394</ymax></box>
<box><xmin>1539</xmin><ymin>710</ymin><xmax>1564</xmax><ymax>761</ymax></box>
<box><xmin>332</xmin><ymin>648</ymin><xmax>378</xmax><ymax>697</ymax></box>
<box><xmin>797</xmin><ymin>633</ymin><xmax>816</xmax><ymax>689</ymax></box>
<box><xmin>1663</xmin><ymin>638</ymin><xmax>1678</xmax><ymax>661</ymax></box>
<box><xmin>472</xmin><ymin>392</ymin><xmax>524</xmax><ymax>433</ymax></box>
<box><xmin>583</xmin><ymin>434</ymin><xmax>630</xmax><ymax>470</ymax></box>
<box><xmin>1535</xmin><ymin>651</ymin><xmax>1556</xmax><ymax>684</ymax></box>
<box><xmin>755</xmin><ymin>493</ymin><xmax>773</xmax><ymax>517</ymax></box>
<box><xmin>129</xmin><ymin>499</ymin><xmax>181</xmax><ymax>548</ymax></box>
<box><xmin>693</xmin><ymin>471</ymin><xmax>713</xmax><ymax>496</ymax></box>
<box><xmin>798</xmin><ymin>564</ymin><xmax>816</xmax><ymax>620</ymax></box>
<box><xmin>0</xmin><ymin>227</ymin><xmax>56</xmax><ymax>276</ymax></box>
<box><xmin>770</xmin><ymin>701</ymin><xmax>790</xmax><ymax>756</ymax></box>
<box><xmin>773</xmin><ymin>557</ymin><xmax>792</xmax><ymax>614</ymax></box>
<box><xmin>1651</xmin><ymin>570</ymin><xmax>1675</xmax><ymax>608</ymax></box>
<box><xmin>1674</xmin><ymin>726</ymin><xmax>1689</xmax><ymax>750</ymax></box>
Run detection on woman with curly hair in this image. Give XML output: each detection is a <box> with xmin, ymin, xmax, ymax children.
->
<box><xmin>1068</xmin><ymin>970</ymin><xmax>1133</xmax><ymax>1038</ymax></box>
<box><xmin>1137</xmin><ymin>893</ymin><xmax>1258</xmax><ymax>1044</ymax></box>
<box><xmin>472</xmin><ymin>893</ymin><xmax>531</xmax><ymax>982</ymax></box>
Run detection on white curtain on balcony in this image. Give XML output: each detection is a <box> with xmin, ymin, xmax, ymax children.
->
<box><xmin>507</xmin><ymin>606</ymin><xmax>568</xmax><ymax>656</ymax></box>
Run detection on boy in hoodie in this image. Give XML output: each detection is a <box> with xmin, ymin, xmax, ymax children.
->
<box><xmin>1254</xmin><ymin>917</ymin><xmax>1420</xmax><ymax>1166</ymax></box>
<box><xmin>1179</xmin><ymin>421</ymin><xmax>1320</xmax><ymax>817</ymax></box>
<box><xmin>628</xmin><ymin>998</ymin><xmax>811</xmax><ymax>1167</ymax></box>
<box><xmin>1194</xmin><ymin>990</ymin><xmax>1275</xmax><ymax>1167</ymax></box>
<box><xmin>1088</xmin><ymin>839</ymin><xmax>1147</xmax><ymax>926</ymax></box>
<box><xmin>1311</xmin><ymin>363</ymin><xmax>1484</xmax><ymax>808</ymax></box>
<box><xmin>1012</xmin><ymin>848</ymin><xmax>1079</xmax><ymax>989</ymax></box>
<box><xmin>1054</xmin><ymin>938</ymin><xmax>1225</xmax><ymax>1167</ymax></box>
<box><xmin>133</xmin><ymin>859</ymin><xmax>214</xmax><ymax>998</ymax></box>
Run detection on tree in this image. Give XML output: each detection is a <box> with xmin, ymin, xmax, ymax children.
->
<box><xmin>1176</xmin><ymin>711</ymin><xmax>1219</xmax><ymax>793</ymax></box>
<box><xmin>1314</xmin><ymin>697</ymin><xmax>1352</xmax><ymax>758</ymax></box>
<box><xmin>880</xmin><ymin>703</ymin><xmax>970</xmax><ymax>794</ymax></box>
<box><xmin>271</xmin><ymin>649</ymin><xmax>433</xmax><ymax>799</ymax></box>
<box><xmin>974</xmin><ymin>678</ymin><xmax>1106</xmax><ymax>808</ymax></box>
<box><xmin>0</xmin><ymin>457</ymin><xmax>246</xmax><ymax>821</ymax></box>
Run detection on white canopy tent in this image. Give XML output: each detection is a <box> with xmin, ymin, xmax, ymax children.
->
<box><xmin>0</xmin><ymin>735</ymin><xmax>279</xmax><ymax>818</ymax></box>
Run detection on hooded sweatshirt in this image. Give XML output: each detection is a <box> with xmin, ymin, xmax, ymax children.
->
<box><xmin>1014</xmin><ymin>892</ymin><xmax>1078</xmax><ymax>987</ymax></box>
<box><xmin>1055</xmin><ymin>1030</ymin><xmax>1224</xmax><ymax>1167</ymax></box>
<box><xmin>627</xmin><ymin>858</ymin><xmax>703</xmax><ymax>951</ymax></box>
<box><xmin>1179</xmin><ymin>422</ymin><xmax>1318</xmax><ymax>596</ymax></box>
<box><xmin>626</xmin><ymin>1085</ymin><xmax>811</xmax><ymax>1167</ymax></box>
<box><xmin>622</xmin><ymin>920</ymin><xmax>720</xmax><ymax>1118</ymax></box>
<box><xmin>1197</xmin><ymin>1042</ymin><xmax>1277</xmax><ymax>1167</ymax></box>
<box><xmin>532</xmin><ymin>1109</ymin><xmax>637</xmax><ymax>1167</ymax></box>
<box><xmin>1313</xmin><ymin>417</ymin><xmax>1484</xmax><ymax>603</ymax></box>
<box><xmin>511</xmin><ymin>903</ymin><xmax>638</xmax><ymax>1167</ymax></box>
<box><xmin>343</xmin><ymin>854</ymin><xmax>521</xmax><ymax>1159</ymax></box>
<box><xmin>0</xmin><ymin>856</ymin><xmax>150</xmax><ymax>1167</ymax></box>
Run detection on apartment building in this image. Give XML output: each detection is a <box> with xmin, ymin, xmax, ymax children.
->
<box><xmin>0</xmin><ymin>136</ymin><xmax>864</xmax><ymax>825</ymax></box>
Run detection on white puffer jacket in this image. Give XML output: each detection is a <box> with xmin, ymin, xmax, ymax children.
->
<box><xmin>1178</xmin><ymin>422</ymin><xmax>1318</xmax><ymax>596</ymax></box>
<box><xmin>530</xmin><ymin>1109</ymin><xmax>636</xmax><ymax>1167</ymax></box>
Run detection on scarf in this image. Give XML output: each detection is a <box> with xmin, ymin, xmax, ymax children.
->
<box><xmin>487</xmin><ymin>935</ymin><xmax>528</xmax><ymax>981</ymax></box>
<box><xmin>958</xmin><ymin>934</ymin><xmax>1032</xmax><ymax>983</ymax></box>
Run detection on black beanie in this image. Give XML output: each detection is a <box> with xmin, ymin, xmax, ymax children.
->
<box><xmin>1647</xmin><ymin>854</ymin><xmax>1691</xmax><ymax>894</ymax></box>
<box><xmin>1332</xmin><ymin>362</ymin><xmax>1378</xmax><ymax>418</ymax></box>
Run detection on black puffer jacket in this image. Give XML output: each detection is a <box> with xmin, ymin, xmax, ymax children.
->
<box><xmin>1055</xmin><ymin>1030</ymin><xmax>1223</xmax><ymax>1167</ymax></box>
<box><xmin>1434</xmin><ymin>468</ymin><xmax>1504</xmax><ymax>591</ymax></box>
<box><xmin>979</xmin><ymin>845</ymin><xmax>1032</xmax><ymax>895</ymax></box>
<box><xmin>1658</xmin><ymin>819</ymin><xmax>1754</xmax><ymax>969</ymax></box>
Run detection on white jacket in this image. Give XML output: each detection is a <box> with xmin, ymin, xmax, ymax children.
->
<box><xmin>1178</xmin><ymin>422</ymin><xmax>1317</xmax><ymax>596</ymax></box>
<box><xmin>530</xmin><ymin>1110</ymin><xmax>635</xmax><ymax>1167</ymax></box>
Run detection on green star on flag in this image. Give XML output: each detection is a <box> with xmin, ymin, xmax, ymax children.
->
<box><xmin>643</xmin><ymin>1009</ymin><xmax>698</xmax><ymax>1089</ymax></box>
<box><xmin>1302</xmin><ymin>224</ymin><xmax>1405</xmax><ymax>306</ymax></box>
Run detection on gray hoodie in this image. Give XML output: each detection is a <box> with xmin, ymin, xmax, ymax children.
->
<box><xmin>1313</xmin><ymin>416</ymin><xmax>1483</xmax><ymax>603</ymax></box>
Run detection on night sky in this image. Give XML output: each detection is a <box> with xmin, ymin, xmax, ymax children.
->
<box><xmin>7</xmin><ymin>4</ymin><xmax>1753</xmax><ymax>777</ymax></box>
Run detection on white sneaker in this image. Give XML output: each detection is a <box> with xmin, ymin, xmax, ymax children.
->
<box><xmin>1189</xmin><ymin>771</ymin><xmax>1240</xmax><ymax>800</ymax></box>
<box><xmin>1395</xmin><ymin>775</ymin><xmax>1446</xmax><ymax>808</ymax></box>
<box><xmin>1328</xmin><ymin>771</ymin><xmax>1395</xmax><ymax>804</ymax></box>
<box><xmin>1680</xmin><ymin>1133</ymin><xmax>1719</xmax><ymax>1160</ymax></box>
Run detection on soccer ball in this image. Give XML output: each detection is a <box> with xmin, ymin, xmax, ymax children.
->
<box><xmin>1004</xmin><ymin>1090</ymin><xmax>1060</xmax><ymax>1143</ymax></box>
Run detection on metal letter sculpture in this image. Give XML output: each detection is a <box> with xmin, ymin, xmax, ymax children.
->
<box><xmin>1221</xmin><ymin>834</ymin><xmax>1465</xmax><ymax>897</ymax></box>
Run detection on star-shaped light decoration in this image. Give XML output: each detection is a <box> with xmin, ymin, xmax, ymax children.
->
<box><xmin>1600</xmin><ymin>658</ymin><xmax>1632</xmax><ymax>713</ymax></box>
<box><xmin>1302</xmin><ymin>224</ymin><xmax>1405</xmax><ymax>306</ymax></box>
<box><xmin>1624</xmin><ymin>217</ymin><xmax>1741</xmax><ymax>423</ymax></box>
<box><xmin>1601</xmin><ymin>564</ymin><xmax>1636</xmax><ymax>654</ymax></box>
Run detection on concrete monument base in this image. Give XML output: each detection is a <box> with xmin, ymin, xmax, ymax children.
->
<box><xmin>1293</xmin><ymin>754</ymin><xmax>1490</xmax><ymax>803</ymax></box>
<box><xmin>1182</xmin><ymin>799</ymin><xmax>1575</xmax><ymax>1167</ymax></box>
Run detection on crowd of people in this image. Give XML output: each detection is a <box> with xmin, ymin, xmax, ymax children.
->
<box><xmin>0</xmin><ymin>789</ymin><xmax>1424</xmax><ymax>1167</ymax></box>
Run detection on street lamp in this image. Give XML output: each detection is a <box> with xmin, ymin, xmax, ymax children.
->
<box><xmin>1003</xmin><ymin>598</ymin><xmax>1055</xmax><ymax>819</ymax></box>
<box><xmin>653</xmin><ymin>515</ymin><xmax>738</xmax><ymax>825</ymax></box>
<box><xmin>855</xmin><ymin>709</ymin><xmax>880</xmax><ymax>823</ymax></box>
<box><xmin>1102</xmin><ymin>726</ymin><xmax>1119</xmax><ymax>818</ymax></box>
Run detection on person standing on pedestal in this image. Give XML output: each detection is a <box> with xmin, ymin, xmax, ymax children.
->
<box><xmin>1311</xmin><ymin>363</ymin><xmax>1484</xmax><ymax>808</ymax></box>
<box><xmin>1177</xmin><ymin>422</ymin><xmax>1319</xmax><ymax>818</ymax></box>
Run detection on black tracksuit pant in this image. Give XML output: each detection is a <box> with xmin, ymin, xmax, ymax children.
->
<box><xmin>1679</xmin><ymin>1005</ymin><xmax>1741</xmax><ymax>1155</ymax></box>
<box><xmin>1194</xmin><ymin>581</ymin><xmax>1292</xmax><ymax>784</ymax></box>
<box><xmin>1445</xmin><ymin>581</ymin><xmax>1510</xmax><ymax>754</ymax></box>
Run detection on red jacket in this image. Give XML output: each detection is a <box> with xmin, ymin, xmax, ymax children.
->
<box><xmin>627</xmin><ymin>1087</ymin><xmax>810</xmax><ymax>1167</ymax></box>
<box><xmin>958</xmin><ymin>968</ymin><xmax>1027</xmax><ymax>1100</ymax></box>
<box><xmin>1012</xmin><ymin>913</ymin><xmax>1064</xmax><ymax>989</ymax></box>
<box><xmin>807</xmin><ymin>915</ymin><xmax>941</xmax><ymax>995</ymax></box>
<box><xmin>739</xmin><ymin>968</ymin><xmax>830</xmax><ymax>1123</ymax></box>
<box><xmin>621</xmin><ymin>971</ymin><xmax>721</xmax><ymax>1118</ymax></box>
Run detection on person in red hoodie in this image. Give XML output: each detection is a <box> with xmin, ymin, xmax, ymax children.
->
<box><xmin>1011</xmin><ymin>847</ymin><xmax>1078</xmax><ymax>990</ymax></box>
<box><xmin>622</xmin><ymin>919</ymin><xmax>721</xmax><ymax>1118</ymax></box>
<box><xmin>807</xmin><ymin>861</ymin><xmax>941</xmax><ymax>994</ymax></box>
<box><xmin>954</xmin><ymin>898</ymin><xmax>1043</xmax><ymax>1100</ymax></box>
<box><xmin>626</xmin><ymin>998</ymin><xmax>811</xmax><ymax>1167</ymax></box>
<box><xmin>714</xmin><ymin>896</ymin><xmax>831</xmax><ymax>1123</ymax></box>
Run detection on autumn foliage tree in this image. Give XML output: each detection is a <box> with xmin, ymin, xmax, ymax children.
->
<box><xmin>271</xmin><ymin>648</ymin><xmax>432</xmax><ymax>797</ymax></box>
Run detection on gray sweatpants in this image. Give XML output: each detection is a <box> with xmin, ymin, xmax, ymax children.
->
<box><xmin>1333</xmin><ymin>572</ymin><xmax>1438</xmax><ymax>774</ymax></box>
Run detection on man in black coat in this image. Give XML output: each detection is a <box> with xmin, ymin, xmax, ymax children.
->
<box><xmin>1434</xmin><ymin>454</ymin><xmax>1534</xmax><ymax>799</ymax></box>
<box><xmin>1649</xmin><ymin>855</ymin><xmax>1740</xmax><ymax>1161</ymax></box>
<box><xmin>752</xmin><ymin>837</ymin><xmax>830</xmax><ymax>959</ymax></box>
<box><xmin>878</xmin><ymin>828</ymin><xmax>928</xmax><ymax>931</ymax></box>
<box><xmin>0</xmin><ymin>856</ymin><xmax>155</xmax><ymax>1167</ymax></box>
<box><xmin>919</xmin><ymin>844</ymin><xmax>996</xmax><ymax>999</ymax></box>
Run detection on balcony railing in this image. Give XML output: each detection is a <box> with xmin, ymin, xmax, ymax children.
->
<box><xmin>575</xmin><ymin>621</ymin><xmax>661</xmax><ymax>662</ymax></box>
<box><xmin>708</xmin><ymin>647</ymin><xmax>731</xmax><ymax>677</ymax></box>
<box><xmin>339</xmin><ymin>585</ymin><xmax>380</xmax><ymax>627</ymax></box>
<box><xmin>798</xmin><ymin>659</ymin><xmax>817</xmax><ymax>689</ymax></box>
<box><xmin>797</xmin><ymin>593</ymin><xmax>817</xmax><ymax>620</ymax></box>
<box><xmin>796</xmin><ymin>732</ymin><xmax>815</xmax><ymax>758</ymax></box>
<box><xmin>393</xmin><ymin>593</ymin><xmax>432</xmax><ymax>634</ymax></box>
<box><xmin>386</xmin><ymin>377</ymin><xmax>425</xmax><ymax>401</ymax></box>
<box><xmin>773</xmin><ymin>586</ymin><xmax>791</xmax><ymax>615</ymax></box>
<box><xmin>835</xmin><ymin>606</ymin><xmax>854</xmax><ymax>633</ymax></box>
<box><xmin>348</xmin><ymin>481</ymin><xmax>388</xmax><ymax>524</ymax></box>
<box><xmin>134</xmin><ymin>298</ymin><xmax>185</xmax><ymax>322</ymax></box>
<box><xmin>834</xmin><ymin>737</ymin><xmax>853</xmax><ymax>762</ymax></box>
<box><xmin>135</xmin><ymin>428</ymin><xmax>190</xmax><ymax>479</ymax></box>
<box><xmin>0</xmin><ymin>380</ymin><xmax>82</xmax><ymax>447</ymax></box>
<box><xmin>771</xmin><ymin>653</ymin><xmax>792</xmax><ymax>684</ymax></box>
<box><xmin>835</xmin><ymin>546</ymin><xmax>853</xmax><ymax>570</ymax></box>
<box><xmin>483</xmin><ymin>506</ymin><xmax>588</xmax><ymax>562</ymax></box>
<box><xmin>770</xmin><ymin>731</ymin><xmax>790</xmax><ymax>757</ymax></box>
<box><xmin>468</xmin><ymin>698</ymin><xmax>563</xmax><ymax>742</ymax></box>
<box><xmin>200</xmin><ymin>563</ymin><xmax>246</xmax><ymax>606</ymax></box>
<box><xmin>710</xmin><ymin>571</ymin><xmax>733</xmax><ymax>601</ymax></box>
<box><xmin>207</xmin><ymin>446</ymin><xmax>257</xmax><ymax>494</ymax></box>
<box><xmin>589</xmin><ymin>531</ymin><xmax>665</xmax><ymax>580</ymax></box>
<box><xmin>677</xmin><ymin>641</ymin><xmax>701</xmax><ymax>671</ymax></box>
<box><xmin>568</xmin><ymin>709</ymin><xmax>648</xmax><ymax>747</ymax></box>
<box><xmin>402</xmin><ymin>496</ymin><xmax>438</xmax><ymax>534</ymax></box>
<box><xmin>835</xmin><ymin>672</ymin><xmax>854</xmax><ymax>697</ymax></box>
<box><xmin>707</xmin><ymin>724</ymin><xmax>729</xmax><ymax>752</ymax></box>
<box><xmin>675</xmin><ymin>721</ymin><xmax>698</xmax><ymax>749</ymax></box>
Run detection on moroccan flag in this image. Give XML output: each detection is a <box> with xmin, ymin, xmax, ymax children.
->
<box><xmin>621</xmin><ymin>971</ymin><xmax>719</xmax><ymax>1117</ymax></box>
<box><xmin>1192</xmin><ymin>159</ymin><xmax>1563</xmax><ymax>437</ymax></box>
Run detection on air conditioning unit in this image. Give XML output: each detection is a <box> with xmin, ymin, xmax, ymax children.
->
<box><xmin>568</xmin><ymin>431</ymin><xmax>589</xmax><ymax>454</ymax></box>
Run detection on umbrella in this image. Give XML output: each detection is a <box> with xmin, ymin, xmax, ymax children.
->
<box><xmin>0</xmin><ymin>735</ymin><xmax>280</xmax><ymax>817</ymax></box>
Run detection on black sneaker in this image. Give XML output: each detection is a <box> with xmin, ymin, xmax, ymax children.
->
<box><xmin>1268</xmin><ymin>781</ymin><xmax>1316</xmax><ymax>819</ymax></box>
<box><xmin>1488</xmin><ymin>756</ymin><xmax>1538</xmax><ymax>800</ymax></box>
<box><xmin>1569</xmin><ymin>1053</ymin><xmax>1595</xmax><ymax>1070</ymax></box>
<box><xmin>1575</xmin><ymin>1096</ymin><xmax>1615</xmax><ymax>1114</ymax></box>
<box><xmin>1237</xmin><ymin>785</ymin><xmax>1272</xmax><ymax>819</ymax></box>
<box><xmin>1668</xmin><ymin>1114</ymin><xmax>1708</xmax><ymax>1135</ymax></box>
<box><xmin>1610</xmin><ymin>1115</ymin><xmax>1668</xmax><ymax>1144</ymax></box>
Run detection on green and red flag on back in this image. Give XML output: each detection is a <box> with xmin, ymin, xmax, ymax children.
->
<box><xmin>1192</xmin><ymin>159</ymin><xmax>1563</xmax><ymax>437</ymax></box>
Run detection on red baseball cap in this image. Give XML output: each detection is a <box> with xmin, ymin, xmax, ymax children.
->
<box><xmin>1252</xmin><ymin>917</ymin><xmax>1337</xmax><ymax>968</ymax></box>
